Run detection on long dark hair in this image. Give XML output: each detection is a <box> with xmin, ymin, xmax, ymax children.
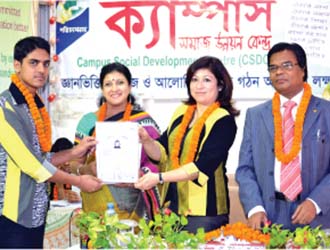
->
<box><xmin>185</xmin><ymin>56</ymin><xmax>239</xmax><ymax>116</ymax></box>
<box><xmin>98</xmin><ymin>62</ymin><xmax>136</xmax><ymax>106</ymax></box>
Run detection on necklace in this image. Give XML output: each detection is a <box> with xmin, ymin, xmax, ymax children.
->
<box><xmin>11</xmin><ymin>73</ymin><xmax>52</xmax><ymax>152</ymax></box>
<box><xmin>171</xmin><ymin>102</ymin><xmax>220</xmax><ymax>169</ymax></box>
<box><xmin>272</xmin><ymin>83</ymin><xmax>311</xmax><ymax>164</ymax></box>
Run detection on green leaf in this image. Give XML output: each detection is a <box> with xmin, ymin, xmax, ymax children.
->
<box><xmin>74</xmin><ymin>208</ymin><xmax>206</xmax><ymax>248</ymax></box>
<box><xmin>180</xmin><ymin>215</ymin><xmax>188</xmax><ymax>226</ymax></box>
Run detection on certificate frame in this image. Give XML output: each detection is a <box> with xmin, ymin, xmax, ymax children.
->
<box><xmin>95</xmin><ymin>121</ymin><xmax>141</xmax><ymax>183</ymax></box>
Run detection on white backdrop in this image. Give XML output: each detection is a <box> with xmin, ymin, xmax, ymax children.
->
<box><xmin>49</xmin><ymin>0</ymin><xmax>330</xmax><ymax>173</ymax></box>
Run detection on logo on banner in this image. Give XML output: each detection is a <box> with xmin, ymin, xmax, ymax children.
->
<box><xmin>56</xmin><ymin>1</ymin><xmax>89</xmax><ymax>55</ymax></box>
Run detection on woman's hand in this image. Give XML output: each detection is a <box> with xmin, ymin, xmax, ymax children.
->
<box><xmin>111</xmin><ymin>167</ymin><xmax>151</xmax><ymax>188</ymax></box>
<box><xmin>65</xmin><ymin>190</ymin><xmax>81</xmax><ymax>203</ymax></box>
<box><xmin>87</xmin><ymin>160</ymin><xmax>97</xmax><ymax>176</ymax></box>
<box><xmin>58</xmin><ymin>161</ymin><xmax>71</xmax><ymax>173</ymax></box>
<box><xmin>78</xmin><ymin>160</ymin><xmax>97</xmax><ymax>176</ymax></box>
<box><xmin>134</xmin><ymin>172</ymin><xmax>159</xmax><ymax>190</ymax></box>
<box><xmin>138</xmin><ymin>126</ymin><xmax>153</xmax><ymax>145</ymax></box>
<box><xmin>138</xmin><ymin>126</ymin><xmax>161</xmax><ymax>161</ymax></box>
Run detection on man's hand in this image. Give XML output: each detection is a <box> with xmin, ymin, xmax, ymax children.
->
<box><xmin>78</xmin><ymin>175</ymin><xmax>102</xmax><ymax>193</ymax></box>
<box><xmin>72</xmin><ymin>137</ymin><xmax>97</xmax><ymax>158</ymax></box>
<box><xmin>292</xmin><ymin>199</ymin><xmax>316</xmax><ymax>225</ymax></box>
<box><xmin>248</xmin><ymin>211</ymin><xmax>268</xmax><ymax>230</ymax></box>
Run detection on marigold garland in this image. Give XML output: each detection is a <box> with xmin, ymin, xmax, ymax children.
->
<box><xmin>11</xmin><ymin>74</ymin><xmax>52</xmax><ymax>152</ymax></box>
<box><xmin>171</xmin><ymin>102</ymin><xmax>220</xmax><ymax>169</ymax></box>
<box><xmin>222</xmin><ymin>222</ymin><xmax>270</xmax><ymax>245</ymax></box>
<box><xmin>204</xmin><ymin>222</ymin><xmax>270</xmax><ymax>245</ymax></box>
<box><xmin>97</xmin><ymin>102</ymin><xmax>132</xmax><ymax>122</ymax></box>
<box><xmin>92</xmin><ymin>102</ymin><xmax>132</xmax><ymax>138</ymax></box>
<box><xmin>272</xmin><ymin>83</ymin><xmax>311</xmax><ymax>164</ymax></box>
<box><xmin>204</xmin><ymin>227</ymin><xmax>221</xmax><ymax>242</ymax></box>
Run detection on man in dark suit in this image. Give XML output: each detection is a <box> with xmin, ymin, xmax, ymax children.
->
<box><xmin>235</xmin><ymin>42</ymin><xmax>330</xmax><ymax>230</ymax></box>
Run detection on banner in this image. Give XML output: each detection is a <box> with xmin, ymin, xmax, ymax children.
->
<box><xmin>50</xmin><ymin>0</ymin><xmax>330</xmax><ymax>140</ymax></box>
<box><xmin>0</xmin><ymin>1</ymin><xmax>34</xmax><ymax>92</ymax></box>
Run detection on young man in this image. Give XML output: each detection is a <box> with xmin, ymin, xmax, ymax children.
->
<box><xmin>235</xmin><ymin>42</ymin><xmax>330</xmax><ymax>231</ymax></box>
<box><xmin>0</xmin><ymin>36</ymin><xmax>102</xmax><ymax>248</ymax></box>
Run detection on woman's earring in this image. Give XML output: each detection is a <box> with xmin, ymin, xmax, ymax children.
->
<box><xmin>218</xmin><ymin>87</ymin><xmax>223</xmax><ymax>91</ymax></box>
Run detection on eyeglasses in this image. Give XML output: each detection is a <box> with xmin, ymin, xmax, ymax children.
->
<box><xmin>268</xmin><ymin>62</ymin><xmax>299</xmax><ymax>73</ymax></box>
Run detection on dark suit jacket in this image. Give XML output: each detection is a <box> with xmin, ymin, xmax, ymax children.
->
<box><xmin>235</xmin><ymin>95</ymin><xmax>330</xmax><ymax>229</ymax></box>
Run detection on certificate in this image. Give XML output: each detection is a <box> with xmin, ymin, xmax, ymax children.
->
<box><xmin>95</xmin><ymin>121</ymin><xmax>141</xmax><ymax>183</ymax></box>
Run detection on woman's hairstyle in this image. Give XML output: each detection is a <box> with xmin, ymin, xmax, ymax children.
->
<box><xmin>99</xmin><ymin>62</ymin><xmax>136</xmax><ymax>105</ymax></box>
<box><xmin>51</xmin><ymin>137</ymin><xmax>73</xmax><ymax>153</ymax></box>
<box><xmin>100</xmin><ymin>62</ymin><xmax>132</xmax><ymax>88</ymax></box>
<box><xmin>185</xmin><ymin>56</ymin><xmax>239</xmax><ymax>116</ymax></box>
<box><xmin>267</xmin><ymin>42</ymin><xmax>308</xmax><ymax>82</ymax></box>
<box><xmin>14</xmin><ymin>36</ymin><xmax>50</xmax><ymax>62</ymax></box>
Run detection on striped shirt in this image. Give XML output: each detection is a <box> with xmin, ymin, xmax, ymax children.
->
<box><xmin>0</xmin><ymin>86</ymin><xmax>56</xmax><ymax>228</ymax></box>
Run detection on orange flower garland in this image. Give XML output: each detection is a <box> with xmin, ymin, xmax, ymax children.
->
<box><xmin>11</xmin><ymin>74</ymin><xmax>51</xmax><ymax>152</ymax></box>
<box><xmin>221</xmin><ymin>222</ymin><xmax>270</xmax><ymax>245</ymax></box>
<box><xmin>171</xmin><ymin>102</ymin><xmax>220</xmax><ymax>169</ymax></box>
<box><xmin>272</xmin><ymin>83</ymin><xmax>311</xmax><ymax>164</ymax></box>
<box><xmin>92</xmin><ymin>102</ymin><xmax>133</xmax><ymax>138</ymax></box>
<box><xmin>204</xmin><ymin>222</ymin><xmax>270</xmax><ymax>245</ymax></box>
<box><xmin>204</xmin><ymin>227</ymin><xmax>221</xmax><ymax>242</ymax></box>
<box><xmin>97</xmin><ymin>102</ymin><xmax>132</xmax><ymax>122</ymax></box>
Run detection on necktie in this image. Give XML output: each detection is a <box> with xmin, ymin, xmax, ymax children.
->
<box><xmin>280</xmin><ymin>100</ymin><xmax>302</xmax><ymax>201</ymax></box>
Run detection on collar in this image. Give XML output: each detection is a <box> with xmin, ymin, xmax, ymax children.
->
<box><xmin>279</xmin><ymin>88</ymin><xmax>304</xmax><ymax>107</ymax></box>
<box><xmin>9</xmin><ymin>83</ymin><xmax>44</xmax><ymax>108</ymax></box>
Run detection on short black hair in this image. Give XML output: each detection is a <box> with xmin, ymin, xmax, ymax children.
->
<box><xmin>267</xmin><ymin>42</ymin><xmax>308</xmax><ymax>81</ymax></box>
<box><xmin>14</xmin><ymin>36</ymin><xmax>50</xmax><ymax>63</ymax></box>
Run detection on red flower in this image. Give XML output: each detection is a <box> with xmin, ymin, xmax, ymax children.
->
<box><xmin>264</xmin><ymin>220</ymin><xmax>272</xmax><ymax>227</ymax></box>
<box><xmin>164</xmin><ymin>208</ymin><xmax>172</xmax><ymax>215</ymax></box>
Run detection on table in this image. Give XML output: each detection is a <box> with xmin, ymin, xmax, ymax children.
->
<box><xmin>44</xmin><ymin>200</ymin><xmax>81</xmax><ymax>249</ymax></box>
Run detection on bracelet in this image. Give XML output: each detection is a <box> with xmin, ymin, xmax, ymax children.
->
<box><xmin>76</xmin><ymin>166</ymin><xmax>81</xmax><ymax>176</ymax></box>
<box><xmin>159</xmin><ymin>173</ymin><xmax>164</xmax><ymax>184</ymax></box>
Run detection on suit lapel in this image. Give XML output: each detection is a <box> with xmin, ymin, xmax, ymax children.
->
<box><xmin>303</xmin><ymin>96</ymin><xmax>320</xmax><ymax>139</ymax></box>
<box><xmin>261</xmin><ymin>96</ymin><xmax>319</xmax><ymax>140</ymax></box>
<box><xmin>261</xmin><ymin>101</ymin><xmax>274</xmax><ymax>141</ymax></box>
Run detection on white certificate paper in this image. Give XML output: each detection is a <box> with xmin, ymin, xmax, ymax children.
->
<box><xmin>95</xmin><ymin>121</ymin><xmax>141</xmax><ymax>183</ymax></box>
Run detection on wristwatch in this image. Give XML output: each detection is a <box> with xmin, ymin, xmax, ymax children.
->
<box><xmin>159</xmin><ymin>173</ymin><xmax>164</xmax><ymax>184</ymax></box>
